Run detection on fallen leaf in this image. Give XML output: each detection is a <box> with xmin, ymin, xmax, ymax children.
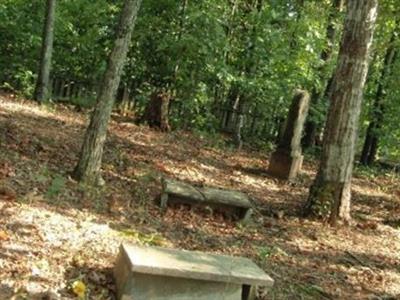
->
<box><xmin>72</xmin><ymin>280</ymin><xmax>86</xmax><ymax>299</ymax></box>
<box><xmin>0</xmin><ymin>230</ymin><xmax>9</xmax><ymax>241</ymax></box>
<box><xmin>357</xmin><ymin>221</ymin><xmax>378</xmax><ymax>230</ymax></box>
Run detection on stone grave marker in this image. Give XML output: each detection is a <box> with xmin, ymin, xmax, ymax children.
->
<box><xmin>114</xmin><ymin>243</ymin><xmax>274</xmax><ymax>300</ymax></box>
<box><xmin>160</xmin><ymin>178</ymin><xmax>253</xmax><ymax>222</ymax></box>
<box><xmin>268</xmin><ymin>90</ymin><xmax>310</xmax><ymax>180</ymax></box>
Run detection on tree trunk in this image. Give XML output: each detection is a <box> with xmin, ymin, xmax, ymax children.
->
<box><xmin>302</xmin><ymin>0</ymin><xmax>343</xmax><ymax>148</ymax></box>
<box><xmin>73</xmin><ymin>0</ymin><xmax>142</xmax><ymax>185</ymax></box>
<box><xmin>304</xmin><ymin>0</ymin><xmax>378</xmax><ymax>225</ymax></box>
<box><xmin>118</xmin><ymin>83</ymin><xmax>135</xmax><ymax>117</ymax></box>
<box><xmin>141</xmin><ymin>91</ymin><xmax>171</xmax><ymax>131</ymax></box>
<box><xmin>223</xmin><ymin>84</ymin><xmax>240</xmax><ymax>131</ymax></box>
<box><xmin>360</xmin><ymin>123</ymin><xmax>374</xmax><ymax>165</ymax></box>
<box><xmin>34</xmin><ymin>0</ymin><xmax>56</xmax><ymax>102</ymax></box>
<box><xmin>360</xmin><ymin>26</ymin><xmax>398</xmax><ymax>165</ymax></box>
<box><xmin>233</xmin><ymin>108</ymin><xmax>244</xmax><ymax>150</ymax></box>
<box><xmin>172</xmin><ymin>0</ymin><xmax>188</xmax><ymax>87</ymax></box>
<box><xmin>231</xmin><ymin>0</ymin><xmax>263</xmax><ymax>147</ymax></box>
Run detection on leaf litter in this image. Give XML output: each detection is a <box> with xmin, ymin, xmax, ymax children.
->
<box><xmin>0</xmin><ymin>92</ymin><xmax>400</xmax><ymax>299</ymax></box>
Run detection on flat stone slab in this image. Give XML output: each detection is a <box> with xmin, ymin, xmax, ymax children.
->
<box><xmin>114</xmin><ymin>244</ymin><xmax>274</xmax><ymax>300</ymax></box>
<box><xmin>160</xmin><ymin>178</ymin><xmax>253</xmax><ymax>221</ymax></box>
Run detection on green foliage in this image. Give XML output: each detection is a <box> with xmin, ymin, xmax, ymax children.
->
<box><xmin>46</xmin><ymin>174</ymin><xmax>66</xmax><ymax>199</ymax></box>
<box><xmin>256</xmin><ymin>245</ymin><xmax>289</xmax><ymax>267</ymax></box>
<box><xmin>0</xmin><ymin>0</ymin><xmax>399</xmax><ymax>158</ymax></box>
<box><xmin>358</xmin><ymin>2</ymin><xmax>400</xmax><ymax>162</ymax></box>
<box><xmin>118</xmin><ymin>229</ymin><xmax>165</xmax><ymax>246</ymax></box>
<box><xmin>0</xmin><ymin>0</ymin><xmax>43</xmax><ymax>91</ymax></box>
<box><xmin>257</xmin><ymin>246</ymin><xmax>273</xmax><ymax>263</ymax></box>
<box><xmin>55</xmin><ymin>0</ymin><xmax>119</xmax><ymax>81</ymax></box>
<box><xmin>193</xmin><ymin>129</ymin><xmax>226</xmax><ymax>149</ymax></box>
<box><xmin>355</xmin><ymin>163</ymin><xmax>400</xmax><ymax>180</ymax></box>
<box><xmin>308</xmin><ymin>183</ymin><xmax>335</xmax><ymax>219</ymax></box>
<box><xmin>13</xmin><ymin>69</ymin><xmax>36</xmax><ymax>97</ymax></box>
<box><xmin>70</xmin><ymin>95</ymin><xmax>97</xmax><ymax>109</ymax></box>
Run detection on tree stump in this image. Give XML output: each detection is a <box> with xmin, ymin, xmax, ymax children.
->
<box><xmin>141</xmin><ymin>91</ymin><xmax>171</xmax><ymax>131</ymax></box>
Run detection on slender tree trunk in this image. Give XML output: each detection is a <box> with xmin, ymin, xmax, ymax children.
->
<box><xmin>232</xmin><ymin>0</ymin><xmax>263</xmax><ymax>147</ymax></box>
<box><xmin>367</xmin><ymin>135</ymin><xmax>379</xmax><ymax>164</ymax></box>
<box><xmin>360</xmin><ymin>124</ymin><xmax>374</xmax><ymax>165</ymax></box>
<box><xmin>34</xmin><ymin>0</ymin><xmax>56</xmax><ymax>102</ymax></box>
<box><xmin>233</xmin><ymin>97</ymin><xmax>246</xmax><ymax>149</ymax></box>
<box><xmin>215</xmin><ymin>0</ymin><xmax>240</xmax><ymax>127</ymax></box>
<box><xmin>223</xmin><ymin>0</ymin><xmax>240</xmax><ymax>63</ymax></box>
<box><xmin>304</xmin><ymin>0</ymin><xmax>378</xmax><ymax>225</ymax></box>
<box><xmin>360</xmin><ymin>27</ymin><xmax>398</xmax><ymax>165</ymax></box>
<box><xmin>303</xmin><ymin>0</ymin><xmax>343</xmax><ymax>148</ymax></box>
<box><xmin>73</xmin><ymin>0</ymin><xmax>142</xmax><ymax>185</ymax></box>
<box><xmin>172</xmin><ymin>0</ymin><xmax>188</xmax><ymax>85</ymax></box>
<box><xmin>224</xmin><ymin>85</ymin><xmax>240</xmax><ymax>130</ymax></box>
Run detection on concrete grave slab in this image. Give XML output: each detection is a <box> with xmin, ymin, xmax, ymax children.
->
<box><xmin>160</xmin><ymin>178</ymin><xmax>253</xmax><ymax>221</ymax></box>
<box><xmin>114</xmin><ymin>244</ymin><xmax>274</xmax><ymax>300</ymax></box>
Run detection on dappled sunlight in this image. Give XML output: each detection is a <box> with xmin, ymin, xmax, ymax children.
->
<box><xmin>0</xmin><ymin>200</ymin><xmax>137</xmax><ymax>298</ymax></box>
<box><xmin>0</xmin><ymin>93</ymin><xmax>86</xmax><ymax>127</ymax></box>
<box><xmin>352</xmin><ymin>183</ymin><xmax>392</xmax><ymax>200</ymax></box>
<box><xmin>352</xmin><ymin>179</ymin><xmax>400</xmax><ymax>223</ymax></box>
<box><xmin>283</xmin><ymin>227</ymin><xmax>400</xmax><ymax>297</ymax></box>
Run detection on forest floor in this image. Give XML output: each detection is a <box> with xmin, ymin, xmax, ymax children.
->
<box><xmin>0</xmin><ymin>92</ymin><xmax>400</xmax><ymax>300</ymax></box>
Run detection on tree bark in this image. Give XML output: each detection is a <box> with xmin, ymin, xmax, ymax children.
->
<box><xmin>73</xmin><ymin>0</ymin><xmax>142</xmax><ymax>185</ymax></box>
<box><xmin>34</xmin><ymin>0</ymin><xmax>56</xmax><ymax>102</ymax></box>
<box><xmin>360</xmin><ymin>26</ymin><xmax>398</xmax><ymax>165</ymax></box>
<box><xmin>304</xmin><ymin>0</ymin><xmax>378</xmax><ymax>225</ymax></box>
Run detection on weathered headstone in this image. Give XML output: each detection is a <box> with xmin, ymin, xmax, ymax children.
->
<box><xmin>160</xmin><ymin>178</ymin><xmax>253</xmax><ymax>222</ymax></box>
<box><xmin>268</xmin><ymin>90</ymin><xmax>310</xmax><ymax>180</ymax></box>
<box><xmin>114</xmin><ymin>244</ymin><xmax>274</xmax><ymax>300</ymax></box>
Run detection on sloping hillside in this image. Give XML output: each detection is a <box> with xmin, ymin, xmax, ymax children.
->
<box><xmin>1</xmin><ymin>93</ymin><xmax>400</xmax><ymax>299</ymax></box>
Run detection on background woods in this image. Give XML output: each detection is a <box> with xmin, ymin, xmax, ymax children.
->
<box><xmin>1</xmin><ymin>0</ymin><xmax>400</xmax><ymax>299</ymax></box>
<box><xmin>1</xmin><ymin>0</ymin><xmax>398</xmax><ymax>165</ymax></box>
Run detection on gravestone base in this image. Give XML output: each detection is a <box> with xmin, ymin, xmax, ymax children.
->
<box><xmin>115</xmin><ymin>272</ymin><xmax>243</xmax><ymax>300</ymax></box>
<box><xmin>268</xmin><ymin>151</ymin><xmax>303</xmax><ymax>181</ymax></box>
